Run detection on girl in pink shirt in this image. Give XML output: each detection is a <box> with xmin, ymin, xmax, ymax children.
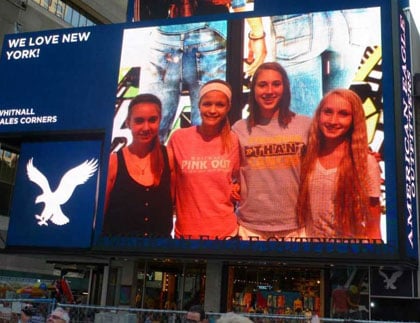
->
<box><xmin>168</xmin><ymin>80</ymin><xmax>240</xmax><ymax>239</ymax></box>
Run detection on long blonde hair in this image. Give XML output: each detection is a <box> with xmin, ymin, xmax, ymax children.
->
<box><xmin>297</xmin><ymin>89</ymin><xmax>370</xmax><ymax>238</ymax></box>
<box><xmin>127</xmin><ymin>94</ymin><xmax>164</xmax><ymax>186</ymax></box>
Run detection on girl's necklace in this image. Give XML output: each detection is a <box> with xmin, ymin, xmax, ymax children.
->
<box><xmin>137</xmin><ymin>155</ymin><xmax>150</xmax><ymax>175</ymax></box>
<box><xmin>127</xmin><ymin>145</ymin><xmax>150</xmax><ymax>175</ymax></box>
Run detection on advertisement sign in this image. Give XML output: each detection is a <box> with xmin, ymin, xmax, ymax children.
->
<box><xmin>370</xmin><ymin>267</ymin><xmax>416</xmax><ymax>297</ymax></box>
<box><xmin>0</xmin><ymin>0</ymin><xmax>413</xmax><ymax>262</ymax></box>
<box><xmin>397</xmin><ymin>7</ymin><xmax>418</xmax><ymax>260</ymax></box>
<box><xmin>6</xmin><ymin>140</ymin><xmax>101</xmax><ymax>248</ymax></box>
<box><xmin>0</xmin><ymin>25</ymin><xmax>121</xmax><ymax>132</ymax></box>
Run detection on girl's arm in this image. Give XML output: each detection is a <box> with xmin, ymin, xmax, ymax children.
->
<box><xmin>366</xmin><ymin>197</ymin><xmax>381</xmax><ymax>240</ymax></box>
<box><xmin>104</xmin><ymin>152</ymin><xmax>118</xmax><ymax>212</ymax></box>
<box><xmin>166</xmin><ymin>143</ymin><xmax>176</xmax><ymax>204</ymax></box>
<box><xmin>365</xmin><ymin>154</ymin><xmax>383</xmax><ymax>240</ymax></box>
<box><xmin>231</xmin><ymin>137</ymin><xmax>241</xmax><ymax>202</ymax></box>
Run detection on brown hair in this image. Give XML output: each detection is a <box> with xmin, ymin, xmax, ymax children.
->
<box><xmin>247</xmin><ymin>62</ymin><xmax>295</xmax><ymax>131</ymax></box>
<box><xmin>127</xmin><ymin>93</ymin><xmax>164</xmax><ymax>186</ymax></box>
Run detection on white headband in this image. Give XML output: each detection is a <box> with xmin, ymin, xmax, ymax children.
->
<box><xmin>199</xmin><ymin>82</ymin><xmax>232</xmax><ymax>102</ymax></box>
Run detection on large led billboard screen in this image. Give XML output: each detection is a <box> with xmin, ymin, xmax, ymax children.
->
<box><xmin>0</xmin><ymin>0</ymin><xmax>416</xmax><ymax>263</ymax></box>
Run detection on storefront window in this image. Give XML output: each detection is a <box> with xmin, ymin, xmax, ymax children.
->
<box><xmin>328</xmin><ymin>267</ymin><xmax>370</xmax><ymax>320</ymax></box>
<box><xmin>106</xmin><ymin>267</ymin><xmax>119</xmax><ymax>306</ymax></box>
<box><xmin>182</xmin><ymin>264</ymin><xmax>206</xmax><ymax>310</ymax></box>
<box><xmin>0</xmin><ymin>144</ymin><xmax>18</xmax><ymax>217</ymax></box>
<box><xmin>228</xmin><ymin>266</ymin><xmax>321</xmax><ymax>316</ymax></box>
<box><xmin>135</xmin><ymin>259</ymin><xmax>206</xmax><ymax>310</ymax></box>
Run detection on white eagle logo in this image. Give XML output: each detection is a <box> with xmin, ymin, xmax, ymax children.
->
<box><xmin>378</xmin><ymin>268</ymin><xmax>403</xmax><ymax>290</ymax></box>
<box><xmin>26</xmin><ymin>158</ymin><xmax>98</xmax><ymax>226</ymax></box>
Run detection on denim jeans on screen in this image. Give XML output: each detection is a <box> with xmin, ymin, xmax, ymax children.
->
<box><xmin>272</xmin><ymin>8</ymin><xmax>381</xmax><ymax>116</ymax></box>
<box><xmin>141</xmin><ymin>23</ymin><xmax>227</xmax><ymax>141</ymax></box>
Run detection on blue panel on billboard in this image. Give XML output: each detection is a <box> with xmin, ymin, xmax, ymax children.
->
<box><xmin>398</xmin><ymin>9</ymin><xmax>418</xmax><ymax>260</ymax></box>
<box><xmin>6</xmin><ymin>140</ymin><xmax>102</xmax><ymax>248</ymax></box>
<box><xmin>0</xmin><ymin>26</ymin><xmax>122</xmax><ymax>133</ymax></box>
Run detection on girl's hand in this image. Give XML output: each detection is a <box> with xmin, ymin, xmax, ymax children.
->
<box><xmin>231</xmin><ymin>182</ymin><xmax>241</xmax><ymax>201</ymax></box>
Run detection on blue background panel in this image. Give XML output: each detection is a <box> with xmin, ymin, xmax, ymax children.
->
<box><xmin>0</xmin><ymin>25</ymin><xmax>122</xmax><ymax>133</ymax></box>
<box><xmin>7</xmin><ymin>140</ymin><xmax>102</xmax><ymax>248</ymax></box>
